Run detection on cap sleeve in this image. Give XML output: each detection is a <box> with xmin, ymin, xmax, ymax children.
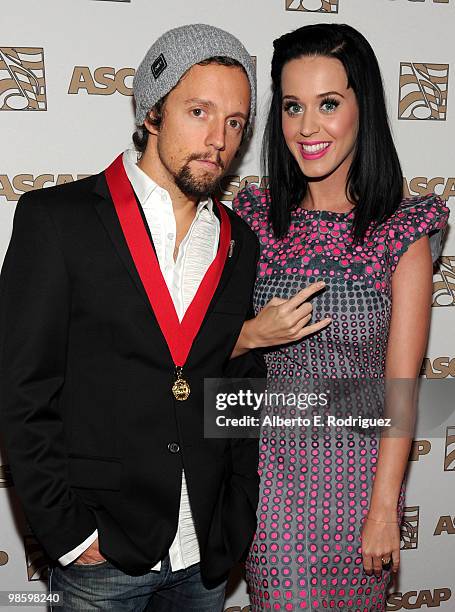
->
<box><xmin>387</xmin><ymin>194</ymin><xmax>449</xmax><ymax>273</ymax></box>
<box><xmin>232</xmin><ymin>185</ymin><xmax>269</xmax><ymax>233</ymax></box>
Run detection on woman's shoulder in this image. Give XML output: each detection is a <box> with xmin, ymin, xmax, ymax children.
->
<box><xmin>383</xmin><ymin>193</ymin><xmax>449</xmax><ymax>271</ymax></box>
<box><xmin>387</xmin><ymin>193</ymin><xmax>449</xmax><ymax>229</ymax></box>
<box><xmin>231</xmin><ymin>184</ymin><xmax>270</xmax><ymax>231</ymax></box>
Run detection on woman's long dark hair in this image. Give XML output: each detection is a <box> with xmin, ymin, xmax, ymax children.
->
<box><xmin>264</xmin><ymin>23</ymin><xmax>403</xmax><ymax>242</ymax></box>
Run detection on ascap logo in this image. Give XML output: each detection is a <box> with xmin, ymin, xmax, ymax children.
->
<box><xmin>398</xmin><ymin>63</ymin><xmax>449</xmax><ymax>120</ymax></box>
<box><xmin>0</xmin><ymin>47</ymin><xmax>46</xmax><ymax>110</ymax></box>
<box><xmin>68</xmin><ymin>66</ymin><xmax>134</xmax><ymax>96</ymax></box>
<box><xmin>68</xmin><ymin>56</ymin><xmax>255</xmax><ymax>97</ymax></box>
<box><xmin>409</xmin><ymin>440</ymin><xmax>431</xmax><ymax>461</ymax></box>
<box><xmin>403</xmin><ymin>176</ymin><xmax>455</xmax><ymax>202</ymax></box>
<box><xmin>0</xmin><ymin>173</ymin><xmax>91</xmax><ymax>203</ymax></box>
<box><xmin>434</xmin><ymin>515</ymin><xmax>455</xmax><ymax>535</ymax></box>
<box><xmin>217</xmin><ymin>174</ymin><xmax>268</xmax><ymax>203</ymax></box>
<box><xmin>400</xmin><ymin>506</ymin><xmax>419</xmax><ymax>549</ymax></box>
<box><xmin>24</xmin><ymin>536</ymin><xmax>49</xmax><ymax>581</ymax></box>
<box><xmin>285</xmin><ymin>0</ymin><xmax>339</xmax><ymax>11</ymax></box>
<box><xmin>432</xmin><ymin>257</ymin><xmax>455</xmax><ymax>307</ymax></box>
<box><xmin>421</xmin><ymin>357</ymin><xmax>455</xmax><ymax>378</ymax></box>
<box><xmin>444</xmin><ymin>426</ymin><xmax>455</xmax><ymax>471</ymax></box>
<box><xmin>387</xmin><ymin>588</ymin><xmax>451</xmax><ymax>611</ymax></box>
<box><xmin>0</xmin><ymin>464</ymin><xmax>13</xmax><ymax>487</ymax></box>
<box><xmin>0</xmin><ymin>551</ymin><xmax>8</xmax><ymax>566</ymax></box>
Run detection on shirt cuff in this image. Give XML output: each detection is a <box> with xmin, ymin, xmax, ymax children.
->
<box><xmin>58</xmin><ymin>529</ymin><xmax>99</xmax><ymax>566</ymax></box>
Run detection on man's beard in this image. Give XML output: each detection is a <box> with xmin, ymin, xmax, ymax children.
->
<box><xmin>171</xmin><ymin>153</ymin><xmax>225</xmax><ymax>198</ymax></box>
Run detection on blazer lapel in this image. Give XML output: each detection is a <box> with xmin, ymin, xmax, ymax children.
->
<box><xmin>92</xmin><ymin>172</ymin><xmax>152</xmax><ymax>313</ymax></box>
<box><xmin>205</xmin><ymin>201</ymin><xmax>243</xmax><ymax>315</ymax></box>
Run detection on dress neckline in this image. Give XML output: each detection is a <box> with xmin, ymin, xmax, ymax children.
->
<box><xmin>292</xmin><ymin>206</ymin><xmax>355</xmax><ymax>221</ymax></box>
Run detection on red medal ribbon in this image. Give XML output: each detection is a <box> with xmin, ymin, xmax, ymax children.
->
<box><xmin>105</xmin><ymin>153</ymin><xmax>231</xmax><ymax>367</ymax></box>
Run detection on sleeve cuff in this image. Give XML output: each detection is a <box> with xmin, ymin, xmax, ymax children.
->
<box><xmin>58</xmin><ymin>529</ymin><xmax>98</xmax><ymax>566</ymax></box>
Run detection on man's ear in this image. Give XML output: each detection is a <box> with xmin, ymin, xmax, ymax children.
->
<box><xmin>144</xmin><ymin>111</ymin><xmax>160</xmax><ymax>136</ymax></box>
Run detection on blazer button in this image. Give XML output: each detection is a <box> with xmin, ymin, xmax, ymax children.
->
<box><xmin>167</xmin><ymin>442</ymin><xmax>180</xmax><ymax>454</ymax></box>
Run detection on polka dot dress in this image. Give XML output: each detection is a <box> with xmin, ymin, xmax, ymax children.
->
<box><xmin>233</xmin><ymin>187</ymin><xmax>449</xmax><ymax>611</ymax></box>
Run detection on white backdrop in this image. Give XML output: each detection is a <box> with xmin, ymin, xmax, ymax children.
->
<box><xmin>1</xmin><ymin>1</ymin><xmax>454</xmax><ymax>610</ymax></box>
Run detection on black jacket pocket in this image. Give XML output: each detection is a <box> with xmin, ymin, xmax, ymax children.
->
<box><xmin>68</xmin><ymin>455</ymin><xmax>122</xmax><ymax>491</ymax></box>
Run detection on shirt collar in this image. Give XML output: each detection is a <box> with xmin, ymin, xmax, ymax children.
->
<box><xmin>122</xmin><ymin>149</ymin><xmax>215</xmax><ymax>219</ymax></box>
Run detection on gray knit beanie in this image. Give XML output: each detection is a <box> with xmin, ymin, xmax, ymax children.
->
<box><xmin>133</xmin><ymin>23</ymin><xmax>256</xmax><ymax>129</ymax></box>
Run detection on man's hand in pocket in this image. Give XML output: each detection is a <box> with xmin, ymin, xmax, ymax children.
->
<box><xmin>74</xmin><ymin>538</ymin><xmax>106</xmax><ymax>565</ymax></box>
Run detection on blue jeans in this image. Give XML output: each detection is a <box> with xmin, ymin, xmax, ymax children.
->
<box><xmin>49</xmin><ymin>556</ymin><xmax>226</xmax><ymax>611</ymax></box>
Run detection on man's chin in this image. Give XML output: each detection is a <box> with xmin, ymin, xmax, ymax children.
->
<box><xmin>175</xmin><ymin>172</ymin><xmax>222</xmax><ymax>199</ymax></box>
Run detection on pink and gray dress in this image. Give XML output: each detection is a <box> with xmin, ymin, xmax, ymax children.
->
<box><xmin>233</xmin><ymin>187</ymin><xmax>449</xmax><ymax>612</ymax></box>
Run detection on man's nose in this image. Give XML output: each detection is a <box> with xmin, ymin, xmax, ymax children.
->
<box><xmin>206</xmin><ymin>118</ymin><xmax>226</xmax><ymax>151</ymax></box>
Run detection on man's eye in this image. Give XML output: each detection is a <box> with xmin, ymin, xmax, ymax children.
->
<box><xmin>191</xmin><ymin>108</ymin><xmax>204</xmax><ymax>117</ymax></box>
<box><xmin>228</xmin><ymin>119</ymin><xmax>242</xmax><ymax>130</ymax></box>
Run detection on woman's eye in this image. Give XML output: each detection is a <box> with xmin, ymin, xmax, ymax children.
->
<box><xmin>284</xmin><ymin>103</ymin><xmax>302</xmax><ymax>116</ymax></box>
<box><xmin>321</xmin><ymin>98</ymin><xmax>339</xmax><ymax>113</ymax></box>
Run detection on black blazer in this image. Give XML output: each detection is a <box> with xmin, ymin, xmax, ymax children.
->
<box><xmin>0</xmin><ymin>170</ymin><xmax>266</xmax><ymax>581</ymax></box>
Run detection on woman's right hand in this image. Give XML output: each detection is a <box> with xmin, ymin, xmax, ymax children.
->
<box><xmin>231</xmin><ymin>281</ymin><xmax>331</xmax><ymax>357</ymax></box>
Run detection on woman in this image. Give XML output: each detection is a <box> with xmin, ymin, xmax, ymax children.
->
<box><xmin>231</xmin><ymin>24</ymin><xmax>449</xmax><ymax>611</ymax></box>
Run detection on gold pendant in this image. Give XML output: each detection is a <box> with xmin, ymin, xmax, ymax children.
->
<box><xmin>172</xmin><ymin>367</ymin><xmax>190</xmax><ymax>401</ymax></box>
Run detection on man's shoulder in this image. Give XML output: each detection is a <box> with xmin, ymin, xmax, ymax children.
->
<box><xmin>19</xmin><ymin>173</ymin><xmax>103</xmax><ymax>211</ymax></box>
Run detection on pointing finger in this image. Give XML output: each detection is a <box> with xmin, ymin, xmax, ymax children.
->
<box><xmin>297</xmin><ymin>317</ymin><xmax>332</xmax><ymax>339</ymax></box>
<box><xmin>286</xmin><ymin>282</ymin><xmax>326</xmax><ymax>310</ymax></box>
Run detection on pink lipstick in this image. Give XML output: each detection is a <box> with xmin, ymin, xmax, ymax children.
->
<box><xmin>298</xmin><ymin>141</ymin><xmax>331</xmax><ymax>160</ymax></box>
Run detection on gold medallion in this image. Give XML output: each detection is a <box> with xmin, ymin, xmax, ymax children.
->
<box><xmin>172</xmin><ymin>367</ymin><xmax>190</xmax><ymax>401</ymax></box>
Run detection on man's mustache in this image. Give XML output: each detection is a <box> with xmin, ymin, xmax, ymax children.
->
<box><xmin>186</xmin><ymin>153</ymin><xmax>225</xmax><ymax>170</ymax></box>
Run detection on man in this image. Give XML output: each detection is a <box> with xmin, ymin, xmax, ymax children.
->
<box><xmin>0</xmin><ymin>24</ymin><xmax>265</xmax><ymax>611</ymax></box>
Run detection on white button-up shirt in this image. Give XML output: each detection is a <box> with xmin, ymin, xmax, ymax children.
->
<box><xmin>59</xmin><ymin>149</ymin><xmax>220</xmax><ymax>570</ymax></box>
